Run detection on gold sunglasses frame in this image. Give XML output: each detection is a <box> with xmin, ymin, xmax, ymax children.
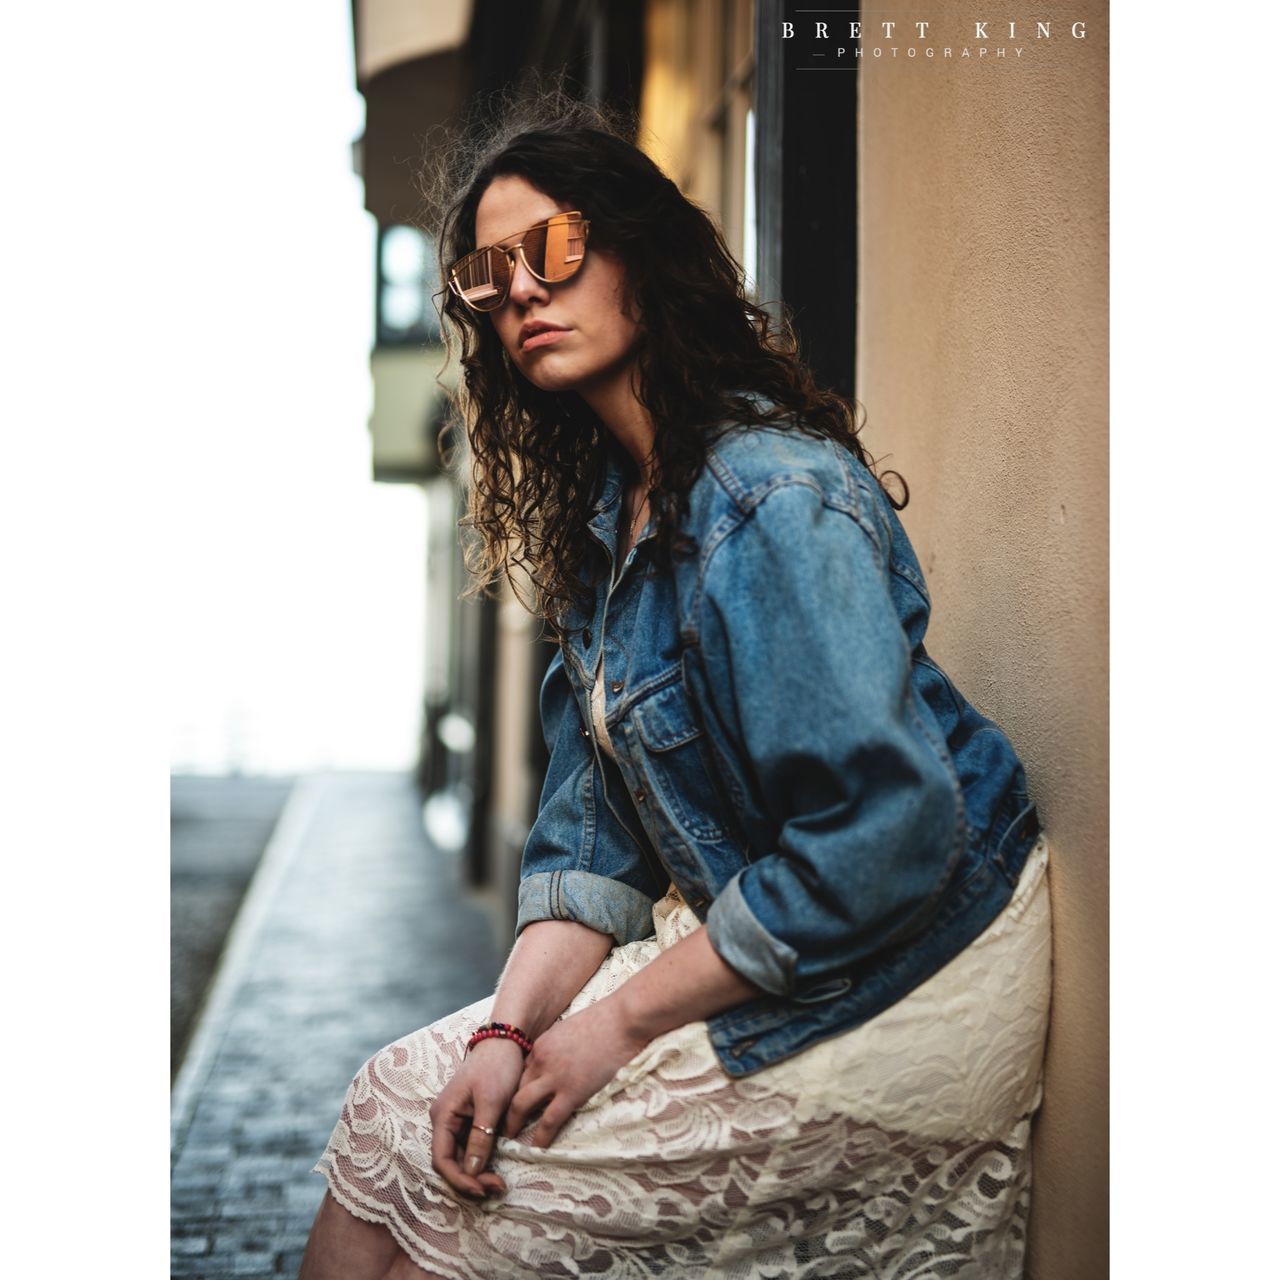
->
<box><xmin>447</xmin><ymin>212</ymin><xmax>591</xmax><ymax>313</ymax></box>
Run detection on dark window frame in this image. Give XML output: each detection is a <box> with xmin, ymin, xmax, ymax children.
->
<box><xmin>754</xmin><ymin>0</ymin><xmax>858</xmax><ymax>400</ymax></box>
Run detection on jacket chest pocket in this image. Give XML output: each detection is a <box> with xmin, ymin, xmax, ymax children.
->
<box><xmin>630</xmin><ymin>680</ymin><xmax>735</xmax><ymax>845</ymax></box>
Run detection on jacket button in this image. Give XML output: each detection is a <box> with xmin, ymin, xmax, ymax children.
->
<box><xmin>579</xmin><ymin>724</ymin><xmax>589</xmax><ymax>738</ymax></box>
<box><xmin>610</xmin><ymin>680</ymin><xmax>624</xmax><ymax>694</ymax></box>
<box><xmin>582</xmin><ymin>628</ymin><xmax>591</xmax><ymax>647</ymax></box>
<box><xmin>634</xmin><ymin>787</ymin><xmax>647</xmax><ymax>804</ymax></box>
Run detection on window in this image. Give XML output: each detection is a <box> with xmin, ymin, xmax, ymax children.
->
<box><xmin>376</xmin><ymin>224</ymin><xmax>442</xmax><ymax>345</ymax></box>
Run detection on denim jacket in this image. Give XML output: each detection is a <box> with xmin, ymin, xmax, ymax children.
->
<box><xmin>517</xmin><ymin>402</ymin><xmax>1041</xmax><ymax>1076</ymax></box>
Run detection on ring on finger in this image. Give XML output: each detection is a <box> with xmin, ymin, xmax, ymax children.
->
<box><xmin>473</xmin><ymin>1123</ymin><xmax>497</xmax><ymax>1136</ymax></box>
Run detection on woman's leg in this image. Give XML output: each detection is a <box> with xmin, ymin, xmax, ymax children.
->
<box><xmin>297</xmin><ymin>1190</ymin><xmax>403</xmax><ymax>1280</ymax></box>
<box><xmin>383</xmin><ymin>1249</ymin><xmax>450</xmax><ymax>1280</ymax></box>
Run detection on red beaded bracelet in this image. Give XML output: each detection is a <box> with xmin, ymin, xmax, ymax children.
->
<box><xmin>466</xmin><ymin>1021</ymin><xmax>533</xmax><ymax>1056</ymax></box>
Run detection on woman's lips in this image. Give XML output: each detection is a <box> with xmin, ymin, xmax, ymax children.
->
<box><xmin>521</xmin><ymin>328</ymin><xmax>569</xmax><ymax>352</ymax></box>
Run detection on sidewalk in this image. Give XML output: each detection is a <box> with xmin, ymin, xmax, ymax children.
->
<box><xmin>171</xmin><ymin>772</ymin><xmax>504</xmax><ymax>1279</ymax></box>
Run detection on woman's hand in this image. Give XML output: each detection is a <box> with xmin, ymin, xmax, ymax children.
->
<box><xmin>503</xmin><ymin>996</ymin><xmax>647</xmax><ymax>1149</ymax></box>
<box><xmin>427</xmin><ymin>920</ymin><xmax>616</xmax><ymax>1198</ymax></box>
<box><xmin>429</xmin><ymin>1037</ymin><xmax>526</xmax><ymax>1199</ymax></box>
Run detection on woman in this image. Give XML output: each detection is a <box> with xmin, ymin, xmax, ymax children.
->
<box><xmin>300</xmin><ymin>106</ymin><xmax>1050</xmax><ymax>1279</ymax></box>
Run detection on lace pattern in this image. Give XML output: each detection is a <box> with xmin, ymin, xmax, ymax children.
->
<box><xmin>315</xmin><ymin>838</ymin><xmax>1050</xmax><ymax>1278</ymax></box>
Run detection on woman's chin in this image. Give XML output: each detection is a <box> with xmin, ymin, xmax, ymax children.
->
<box><xmin>519</xmin><ymin>361</ymin><xmax>582</xmax><ymax>395</ymax></box>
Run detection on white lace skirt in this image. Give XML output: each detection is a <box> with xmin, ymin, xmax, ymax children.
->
<box><xmin>315</xmin><ymin>836</ymin><xmax>1051</xmax><ymax>1278</ymax></box>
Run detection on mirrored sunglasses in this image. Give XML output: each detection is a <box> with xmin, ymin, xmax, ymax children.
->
<box><xmin>448</xmin><ymin>212</ymin><xmax>590</xmax><ymax>313</ymax></box>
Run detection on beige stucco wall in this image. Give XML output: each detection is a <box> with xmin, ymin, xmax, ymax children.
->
<box><xmin>856</xmin><ymin>5</ymin><xmax>1108</xmax><ymax>1276</ymax></box>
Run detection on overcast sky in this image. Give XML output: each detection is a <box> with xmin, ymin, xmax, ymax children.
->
<box><xmin>157</xmin><ymin>1</ymin><xmax>427</xmax><ymax>772</ymax></box>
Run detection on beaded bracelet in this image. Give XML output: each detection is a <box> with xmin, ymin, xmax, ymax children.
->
<box><xmin>466</xmin><ymin>1020</ymin><xmax>534</xmax><ymax>1056</ymax></box>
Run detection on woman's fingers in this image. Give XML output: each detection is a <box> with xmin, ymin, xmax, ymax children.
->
<box><xmin>529</xmin><ymin>1097</ymin><xmax>575</xmax><ymax>1150</ymax></box>
<box><xmin>429</xmin><ymin>1105</ymin><xmax>488</xmax><ymax>1199</ymax></box>
<box><xmin>459</xmin><ymin>1114</ymin><xmax>503</xmax><ymax>1183</ymax></box>
<box><xmin>432</xmin><ymin>1112</ymin><xmax>506</xmax><ymax>1198</ymax></box>
<box><xmin>504</xmin><ymin>1075</ymin><xmax>555</xmax><ymax>1139</ymax></box>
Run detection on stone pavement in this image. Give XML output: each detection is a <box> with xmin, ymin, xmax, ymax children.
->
<box><xmin>171</xmin><ymin>772</ymin><xmax>504</xmax><ymax>1279</ymax></box>
<box><xmin>171</xmin><ymin>774</ymin><xmax>295</xmax><ymax>1078</ymax></box>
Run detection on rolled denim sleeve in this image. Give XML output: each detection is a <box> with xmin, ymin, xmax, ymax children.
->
<box><xmin>516</xmin><ymin>646</ymin><xmax>664</xmax><ymax>946</ymax></box>
<box><xmin>700</xmin><ymin>481</ymin><xmax>965</xmax><ymax>996</ymax></box>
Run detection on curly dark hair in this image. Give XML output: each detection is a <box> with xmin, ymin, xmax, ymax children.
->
<box><xmin>423</xmin><ymin>91</ymin><xmax>905</xmax><ymax>644</ymax></box>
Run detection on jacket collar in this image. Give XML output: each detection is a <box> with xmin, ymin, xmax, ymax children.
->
<box><xmin>585</xmin><ymin>436</ymin><xmax>629</xmax><ymax>560</ymax></box>
<box><xmin>584</xmin><ymin>392</ymin><xmax>773</xmax><ymax>554</ymax></box>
